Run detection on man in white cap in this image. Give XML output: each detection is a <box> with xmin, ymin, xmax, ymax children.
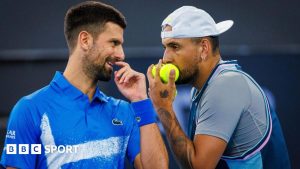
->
<box><xmin>147</xmin><ymin>6</ymin><xmax>290</xmax><ymax>169</ymax></box>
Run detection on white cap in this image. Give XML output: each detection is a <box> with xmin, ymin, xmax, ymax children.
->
<box><xmin>161</xmin><ymin>6</ymin><xmax>234</xmax><ymax>39</ymax></box>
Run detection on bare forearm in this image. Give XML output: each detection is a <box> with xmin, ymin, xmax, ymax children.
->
<box><xmin>147</xmin><ymin>65</ymin><xmax>225</xmax><ymax>169</ymax></box>
<box><xmin>140</xmin><ymin>123</ymin><xmax>169</xmax><ymax>169</ymax></box>
<box><xmin>157</xmin><ymin>107</ymin><xmax>196</xmax><ymax>169</ymax></box>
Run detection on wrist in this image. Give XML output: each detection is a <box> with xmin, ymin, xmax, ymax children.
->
<box><xmin>153</xmin><ymin>103</ymin><xmax>173</xmax><ymax>112</ymax></box>
<box><xmin>131</xmin><ymin>99</ymin><xmax>157</xmax><ymax>127</ymax></box>
<box><xmin>130</xmin><ymin>95</ymin><xmax>148</xmax><ymax>102</ymax></box>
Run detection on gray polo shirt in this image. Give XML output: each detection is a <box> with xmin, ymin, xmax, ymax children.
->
<box><xmin>194</xmin><ymin>70</ymin><xmax>268</xmax><ymax>157</ymax></box>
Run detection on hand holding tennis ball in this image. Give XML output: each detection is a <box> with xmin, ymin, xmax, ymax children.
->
<box><xmin>151</xmin><ymin>63</ymin><xmax>179</xmax><ymax>83</ymax></box>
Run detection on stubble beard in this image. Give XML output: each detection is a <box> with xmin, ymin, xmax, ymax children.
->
<box><xmin>82</xmin><ymin>47</ymin><xmax>113</xmax><ymax>82</ymax></box>
<box><xmin>176</xmin><ymin>66</ymin><xmax>199</xmax><ymax>85</ymax></box>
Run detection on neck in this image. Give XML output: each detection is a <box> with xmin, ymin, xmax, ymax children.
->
<box><xmin>193</xmin><ymin>54</ymin><xmax>221</xmax><ymax>90</ymax></box>
<box><xmin>63</xmin><ymin>54</ymin><xmax>97</xmax><ymax>101</ymax></box>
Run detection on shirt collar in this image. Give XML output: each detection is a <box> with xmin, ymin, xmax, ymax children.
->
<box><xmin>94</xmin><ymin>86</ymin><xmax>109</xmax><ymax>102</ymax></box>
<box><xmin>50</xmin><ymin>71</ymin><xmax>109</xmax><ymax>102</ymax></box>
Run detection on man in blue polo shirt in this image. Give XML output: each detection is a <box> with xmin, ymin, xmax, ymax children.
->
<box><xmin>1</xmin><ymin>1</ymin><xmax>168</xmax><ymax>169</ymax></box>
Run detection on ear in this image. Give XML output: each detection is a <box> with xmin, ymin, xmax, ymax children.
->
<box><xmin>199</xmin><ymin>38</ymin><xmax>211</xmax><ymax>61</ymax></box>
<box><xmin>78</xmin><ymin>31</ymin><xmax>93</xmax><ymax>51</ymax></box>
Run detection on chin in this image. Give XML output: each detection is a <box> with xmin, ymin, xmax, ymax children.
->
<box><xmin>96</xmin><ymin>68</ymin><xmax>112</xmax><ymax>81</ymax></box>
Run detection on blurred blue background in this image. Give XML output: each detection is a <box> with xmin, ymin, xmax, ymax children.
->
<box><xmin>0</xmin><ymin>0</ymin><xmax>299</xmax><ymax>168</ymax></box>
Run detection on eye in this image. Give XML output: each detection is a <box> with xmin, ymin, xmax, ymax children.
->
<box><xmin>165</xmin><ymin>42</ymin><xmax>180</xmax><ymax>51</ymax></box>
<box><xmin>111</xmin><ymin>40</ymin><xmax>120</xmax><ymax>46</ymax></box>
<box><xmin>170</xmin><ymin>44</ymin><xmax>179</xmax><ymax>50</ymax></box>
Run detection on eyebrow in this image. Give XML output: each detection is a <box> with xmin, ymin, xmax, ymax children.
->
<box><xmin>163</xmin><ymin>41</ymin><xmax>180</xmax><ymax>48</ymax></box>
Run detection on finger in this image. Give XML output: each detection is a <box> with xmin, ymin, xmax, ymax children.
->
<box><xmin>121</xmin><ymin>69</ymin><xmax>139</xmax><ymax>83</ymax></box>
<box><xmin>114</xmin><ymin>61</ymin><xmax>130</xmax><ymax>68</ymax></box>
<box><xmin>114</xmin><ymin>71</ymin><xmax>122</xmax><ymax>85</ymax></box>
<box><xmin>120</xmin><ymin>70</ymin><xmax>130</xmax><ymax>83</ymax></box>
<box><xmin>147</xmin><ymin>64</ymin><xmax>154</xmax><ymax>79</ymax></box>
<box><xmin>147</xmin><ymin>64</ymin><xmax>154</xmax><ymax>87</ymax></box>
<box><xmin>123</xmin><ymin>71</ymin><xmax>137</xmax><ymax>83</ymax></box>
<box><xmin>155</xmin><ymin>59</ymin><xmax>163</xmax><ymax>82</ymax></box>
<box><xmin>115</xmin><ymin>66</ymin><xmax>128</xmax><ymax>79</ymax></box>
<box><xmin>147</xmin><ymin>87</ymin><xmax>152</xmax><ymax>98</ymax></box>
<box><xmin>168</xmin><ymin>69</ymin><xmax>176</xmax><ymax>87</ymax></box>
<box><xmin>148</xmin><ymin>91</ymin><xmax>151</xmax><ymax>99</ymax></box>
<box><xmin>114</xmin><ymin>71</ymin><xmax>119</xmax><ymax>83</ymax></box>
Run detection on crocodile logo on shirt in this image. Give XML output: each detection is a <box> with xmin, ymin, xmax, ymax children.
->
<box><xmin>112</xmin><ymin>118</ymin><xmax>123</xmax><ymax>125</ymax></box>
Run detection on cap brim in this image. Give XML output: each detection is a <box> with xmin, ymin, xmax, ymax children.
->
<box><xmin>216</xmin><ymin>20</ymin><xmax>234</xmax><ymax>35</ymax></box>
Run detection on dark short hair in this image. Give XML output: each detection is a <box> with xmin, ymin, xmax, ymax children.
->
<box><xmin>191</xmin><ymin>36</ymin><xmax>219</xmax><ymax>54</ymax></box>
<box><xmin>64</xmin><ymin>1</ymin><xmax>126</xmax><ymax>53</ymax></box>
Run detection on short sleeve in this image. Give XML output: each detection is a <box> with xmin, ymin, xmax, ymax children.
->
<box><xmin>195</xmin><ymin>72</ymin><xmax>250</xmax><ymax>142</ymax></box>
<box><xmin>1</xmin><ymin>97</ymin><xmax>40</xmax><ymax>169</ymax></box>
<box><xmin>126</xmin><ymin>117</ymin><xmax>140</xmax><ymax>164</ymax></box>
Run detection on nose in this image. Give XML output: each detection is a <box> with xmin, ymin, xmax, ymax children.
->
<box><xmin>115</xmin><ymin>45</ymin><xmax>125</xmax><ymax>61</ymax></box>
<box><xmin>162</xmin><ymin>48</ymin><xmax>174</xmax><ymax>63</ymax></box>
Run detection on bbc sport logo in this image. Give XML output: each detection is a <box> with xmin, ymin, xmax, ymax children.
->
<box><xmin>5</xmin><ymin>144</ymin><xmax>79</xmax><ymax>154</ymax></box>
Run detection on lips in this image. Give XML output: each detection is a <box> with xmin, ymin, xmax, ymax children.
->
<box><xmin>106</xmin><ymin>62</ymin><xmax>114</xmax><ymax>69</ymax></box>
<box><xmin>105</xmin><ymin>57</ymin><xmax>121</xmax><ymax>70</ymax></box>
<box><xmin>107</xmin><ymin>61</ymin><xmax>113</xmax><ymax>66</ymax></box>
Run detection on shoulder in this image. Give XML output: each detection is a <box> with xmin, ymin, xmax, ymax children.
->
<box><xmin>10</xmin><ymin>85</ymin><xmax>52</xmax><ymax>122</ymax></box>
<box><xmin>202</xmin><ymin>71</ymin><xmax>251</xmax><ymax>107</ymax></box>
<box><xmin>14</xmin><ymin>85</ymin><xmax>49</xmax><ymax>109</ymax></box>
<box><xmin>207</xmin><ymin>71</ymin><xmax>250</xmax><ymax>96</ymax></box>
<box><xmin>25</xmin><ymin>85</ymin><xmax>53</xmax><ymax>101</ymax></box>
<box><xmin>212</xmin><ymin>71</ymin><xmax>248</xmax><ymax>88</ymax></box>
<box><xmin>8</xmin><ymin>96</ymin><xmax>46</xmax><ymax>134</ymax></box>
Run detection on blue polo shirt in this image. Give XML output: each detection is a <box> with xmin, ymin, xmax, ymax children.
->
<box><xmin>1</xmin><ymin>71</ymin><xmax>142</xmax><ymax>169</ymax></box>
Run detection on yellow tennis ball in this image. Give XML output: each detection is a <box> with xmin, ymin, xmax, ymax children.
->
<box><xmin>151</xmin><ymin>63</ymin><xmax>179</xmax><ymax>83</ymax></box>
